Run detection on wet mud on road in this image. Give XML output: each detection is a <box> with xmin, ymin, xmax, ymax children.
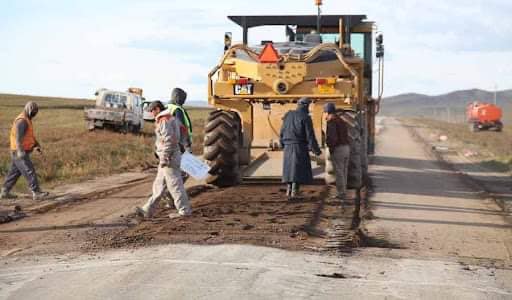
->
<box><xmin>88</xmin><ymin>184</ymin><xmax>360</xmax><ymax>252</ymax></box>
<box><xmin>0</xmin><ymin>182</ymin><xmax>360</xmax><ymax>257</ymax></box>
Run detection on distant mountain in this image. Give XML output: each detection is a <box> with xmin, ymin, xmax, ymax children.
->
<box><xmin>380</xmin><ymin>89</ymin><xmax>512</xmax><ymax>122</ymax></box>
<box><xmin>382</xmin><ymin>93</ymin><xmax>428</xmax><ymax>104</ymax></box>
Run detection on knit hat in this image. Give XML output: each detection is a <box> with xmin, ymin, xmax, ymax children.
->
<box><xmin>24</xmin><ymin>101</ymin><xmax>39</xmax><ymax>119</ymax></box>
<box><xmin>297</xmin><ymin>97</ymin><xmax>311</xmax><ymax>106</ymax></box>
<box><xmin>170</xmin><ymin>88</ymin><xmax>187</xmax><ymax>105</ymax></box>
<box><xmin>323</xmin><ymin>103</ymin><xmax>336</xmax><ymax>114</ymax></box>
<box><xmin>148</xmin><ymin>100</ymin><xmax>165</xmax><ymax>112</ymax></box>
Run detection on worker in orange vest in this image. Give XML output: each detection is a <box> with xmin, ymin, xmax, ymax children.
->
<box><xmin>1</xmin><ymin>102</ymin><xmax>49</xmax><ymax>201</ymax></box>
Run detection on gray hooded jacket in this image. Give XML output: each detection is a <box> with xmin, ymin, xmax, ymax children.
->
<box><xmin>154</xmin><ymin>109</ymin><xmax>186</xmax><ymax>168</ymax></box>
<box><xmin>14</xmin><ymin>102</ymin><xmax>39</xmax><ymax>153</ymax></box>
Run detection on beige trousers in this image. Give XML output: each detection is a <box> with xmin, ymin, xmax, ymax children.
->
<box><xmin>142</xmin><ymin>165</ymin><xmax>191</xmax><ymax>217</ymax></box>
<box><xmin>329</xmin><ymin>144</ymin><xmax>350</xmax><ymax>198</ymax></box>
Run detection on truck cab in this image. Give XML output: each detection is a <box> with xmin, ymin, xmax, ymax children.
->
<box><xmin>85</xmin><ymin>88</ymin><xmax>145</xmax><ymax>133</ymax></box>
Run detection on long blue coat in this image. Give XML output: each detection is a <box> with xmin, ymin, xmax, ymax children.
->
<box><xmin>280</xmin><ymin>105</ymin><xmax>321</xmax><ymax>184</ymax></box>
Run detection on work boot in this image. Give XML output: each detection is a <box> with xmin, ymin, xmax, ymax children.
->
<box><xmin>286</xmin><ymin>185</ymin><xmax>292</xmax><ymax>197</ymax></box>
<box><xmin>330</xmin><ymin>193</ymin><xmax>345</xmax><ymax>200</ymax></box>
<box><xmin>289</xmin><ymin>191</ymin><xmax>304</xmax><ymax>201</ymax></box>
<box><xmin>134</xmin><ymin>206</ymin><xmax>151</xmax><ymax>219</ymax></box>
<box><xmin>0</xmin><ymin>188</ymin><xmax>17</xmax><ymax>200</ymax></box>
<box><xmin>290</xmin><ymin>186</ymin><xmax>301</xmax><ymax>198</ymax></box>
<box><xmin>32</xmin><ymin>191</ymin><xmax>49</xmax><ymax>201</ymax></box>
<box><xmin>168</xmin><ymin>212</ymin><xmax>191</xmax><ymax>220</ymax></box>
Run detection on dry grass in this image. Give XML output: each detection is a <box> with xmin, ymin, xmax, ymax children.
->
<box><xmin>0</xmin><ymin>94</ymin><xmax>211</xmax><ymax>191</ymax></box>
<box><xmin>409</xmin><ymin>117</ymin><xmax>512</xmax><ymax>171</ymax></box>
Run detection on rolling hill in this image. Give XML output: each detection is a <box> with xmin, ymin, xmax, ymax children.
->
<box><xmin>380</xmin><ymin>89</ymin><xmax>512</xmax><ymax>122</ymax></box>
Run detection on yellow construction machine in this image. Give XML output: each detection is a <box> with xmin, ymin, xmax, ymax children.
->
<box><xmin>204</xmin><ymin>5</ymin><xmax>384</xmax><ymax>187</ymax></box>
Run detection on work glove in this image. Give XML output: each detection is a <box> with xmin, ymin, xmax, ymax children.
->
<box><xmin>16</xmin><ymin>150</ymin><xmax>26</xmax><ymax>159</ymax></box>
<box><xmin>159</xmin><ymin>159</ymin><xmax>170</xmax><ymax>168</ymax></box>
<box><xmin>159</xmin><ymin>154</ymin><xmax>173</xmax><ymax>168</ymax></box>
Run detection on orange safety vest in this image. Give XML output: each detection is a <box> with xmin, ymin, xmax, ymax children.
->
<box><xmin>9</xmin><ymin>113</ymin><xmax>36</xmax><ymax>151</ymax></box>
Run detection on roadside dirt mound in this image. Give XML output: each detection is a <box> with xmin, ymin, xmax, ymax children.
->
<box><xmin>88</xmin><ymin>184</ymin><xmax>357</xmax><ymax>252</ymax></box>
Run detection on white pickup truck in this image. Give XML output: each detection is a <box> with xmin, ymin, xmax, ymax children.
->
<box><xmin>85</xmin><ymin>88</ymin><xmax>144</xmax><ymax>133</ymax></box>
<box><xmin>142</xmin><ymin>100</ymin><xmax>156</xmax><ymax>122</ymax></box>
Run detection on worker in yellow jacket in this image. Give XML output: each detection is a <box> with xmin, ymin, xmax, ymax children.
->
<box><xmin>1</xmin><ymin>102</ymin><xmax>49</xmax><ymax>201</ymax></box>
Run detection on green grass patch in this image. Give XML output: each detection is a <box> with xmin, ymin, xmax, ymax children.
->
<box><xmin>0</xmin><ymin>94</ymin><xmax>212</xmax><ymax>192</ymax></box>
<box><xmin>409</xmin><ymin>117</ymin><xmax>512</xmax><ymax>172</ymax></box>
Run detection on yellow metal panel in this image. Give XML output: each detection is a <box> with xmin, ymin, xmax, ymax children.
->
<box><xmin>251</xmin><ymin>102</ymin><xmax>326</xmax><ymax>149</ymax></box>
<box><xmin>326</xmin><ymin>77</ymin><xmax>337</xmax><ymax>85</ymax></box>
<box><xmin>214</xmin><ymin>79</ymin><xmax>354</xmax><ymax>99</ymax></box>
<box><xmin>316</xmin><ymin>84</ymin><xmax>336</xmax><ymax>94</ymax></box>
<box><xmin>234</xmin><ymin>59</ymin><xmax>261</xmax><ymax>80</ymax></box>
<box><xmin>252</xmin><ymin>103</ymin><xmax>295</xmax><ymax>147</ymax></box>
<box><xmin>310</xmin><ymin>103</ymin><xmax>325</xmax><ymax>147</ymax></box>
<box><xmin>257</xmin><ymin>62</ymin><xmax>307</xmax><ymax>86</ymax></box>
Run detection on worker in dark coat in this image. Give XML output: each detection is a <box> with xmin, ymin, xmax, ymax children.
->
<box><xmin>280</xmin><ymin>97</ymin><xmax>322</xmax><ymax>198</ymax></box>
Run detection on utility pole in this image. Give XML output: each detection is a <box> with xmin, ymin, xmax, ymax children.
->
<box><xmin>494</xmin><ymin>84</ymin><xmax>497</xmax><ymax>105</ymax></box>
<box><xmin>315</xmin><ymin>0</ymin><xmax>322</xmax><ymax>33</ymax></box>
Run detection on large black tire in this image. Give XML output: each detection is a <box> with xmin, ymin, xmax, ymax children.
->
<box><xmin>204</xmin><ymin>110</ymin><xmax>241</xmax><ymax>187</ymax></box>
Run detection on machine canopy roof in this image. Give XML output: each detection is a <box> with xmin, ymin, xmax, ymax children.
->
<box><xmin>228</xmin><ymin>15</ymin><xmax>367</xmax><ymax>29</ymax></box>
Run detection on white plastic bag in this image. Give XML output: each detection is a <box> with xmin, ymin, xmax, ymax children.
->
<box><xmin>180</xmin><ymin>152</ymin><xmax>210</xmax><ymax>180</ymax></box>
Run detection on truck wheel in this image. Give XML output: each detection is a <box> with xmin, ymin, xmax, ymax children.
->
<box><xmin>495</xmin><ymin>121</ymin><xmax>503</xmax><ymax>132</ymax></box>
<box><xmin>470</xmin><ymin>123</ymin><xmax>479</xmax><ymax>132</ymax></box>
<box><xmin>87</xmin><ymin>121</ymin><xmax>95</xmax><ymax>131</ymax></box>
<box><xmin>203</xmin><ymin>110</ymin><xmax>241</xmax><ymax>187</ymax></box>
<box><xmin>121</xmin><ymin>123</ymin><xmax>129</xmax><ymax>134</ymax></box>
<box><xmin>129</xmin><ymin>124</ymin><xmax>141</xmax><ymax>134</ymax></box>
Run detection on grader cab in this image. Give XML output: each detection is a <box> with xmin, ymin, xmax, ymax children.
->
<box><xmin>204</xmin><ymin>14</ymin><xmax>384</xmax><ymax>187</ymax></box>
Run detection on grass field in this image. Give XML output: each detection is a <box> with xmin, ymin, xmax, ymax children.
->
<box><xmin>409</xmin><ymin>117</ymin><xmax>512</xmax><ymax>171</ymax></box>
<box><xmin>0</xmin><ymin>93</ymin><xmax>211</xmax><ymax>192</ymax></box>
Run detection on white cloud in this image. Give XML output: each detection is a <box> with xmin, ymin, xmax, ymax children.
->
<box><xmin>0</xmin><ymin>0</ymin><xmax>511</xmax><ymax>100</ymax></box>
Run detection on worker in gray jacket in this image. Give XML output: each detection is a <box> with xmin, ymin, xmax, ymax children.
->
<box><xmin>1</xmin><ymin>102</ymin><xmax>49</xmax><ymax>201</ymax></box>
<box><xmin>135</xmin><ymin>101</ymin><xmax>192</xmax><ymax>219</ymax></box>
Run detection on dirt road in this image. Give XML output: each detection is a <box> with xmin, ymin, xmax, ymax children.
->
<box><xmin>1</xmin><ymin>117</ymin><xmax>512</xmax><ymax>299</ymax></box>
<box><xmin>364</xmin><ymin>118</ymin><xmax>512</xmax><ymax>261</ymax></box>
<box><xmin>89</xmin><ymin>184</ymin><xmax>351</xmax><ymax>252</ymax></box>
<box><xmin>0</xmin><ymin>177</ymin><xmax>355</xmax><ymax>256</ymax></box>
<box><xmin>0</xmin><ymin>179</ymin><xmax>153</xmax><ymax>256</ymax></box>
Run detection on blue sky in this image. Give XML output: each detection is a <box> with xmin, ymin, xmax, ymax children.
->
<box><xmin>0</xmin><ymin>0</ymin><xmax>511</xmax><ymax>101</ymax></box>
